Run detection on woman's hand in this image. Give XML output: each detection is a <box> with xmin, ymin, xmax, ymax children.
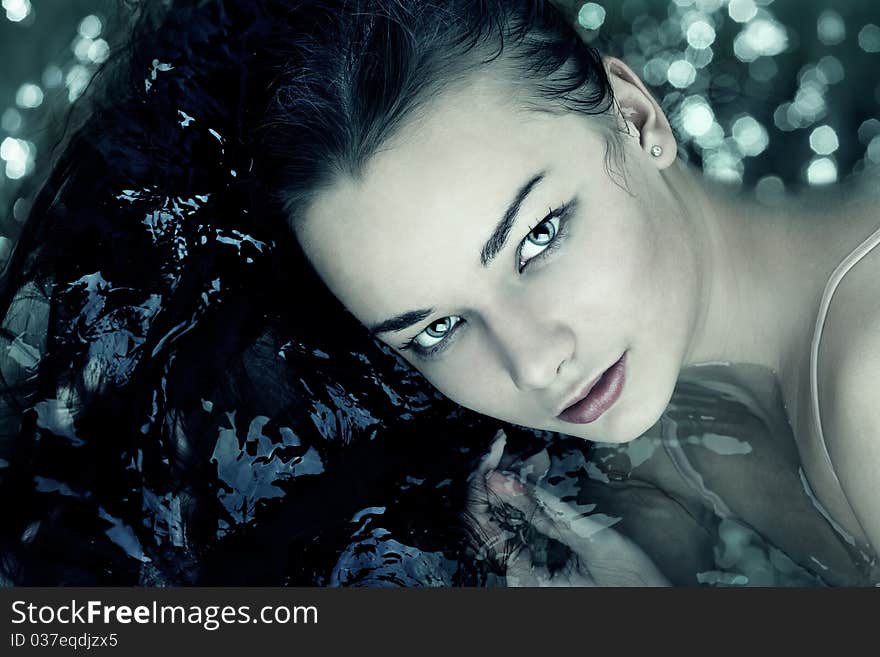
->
<box><xmin>465</xmin><ymin>431</ymin><xmax>671</xmax><ymax>587</ymax></box>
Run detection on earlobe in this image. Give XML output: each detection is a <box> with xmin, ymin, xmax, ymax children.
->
<box><xmin>602</xmin><ymin>56</ymin><xmax>677</xmax><ymax>168</ymax></box>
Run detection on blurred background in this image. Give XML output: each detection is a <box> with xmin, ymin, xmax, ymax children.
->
<box><xmin>559</xmin><ymin>0</ymin><xmax>880</xmax><ymax>192</ymax></box>
<box><xmin>0</xmin><ymin>0</ymin><xmax>117</xmax><ymax>267</ymax></box>
<box><xmin>0</xmin><ymin>0</ymin><xmax>879</xmax><ymax>268</ymax></box>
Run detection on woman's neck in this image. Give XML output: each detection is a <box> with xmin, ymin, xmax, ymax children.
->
<box><xmin>668</xmin><ymin>158</ymin><xmax>860</xmax><ymax>381</ymax></box>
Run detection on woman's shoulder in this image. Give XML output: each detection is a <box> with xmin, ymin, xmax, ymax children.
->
<box><xmin>811</xmin><ymin>171</ymin><xmax>880</xmax><ymax>555</ymax></box>
<box><xmin>816</xmin><ymin>171</ymin><xmax>880</xmax><ymax>373</ymax></box>
<box><xmin>814</xmin><ymin>168</ymin><xmax>880</xmax><ymax>367</ymax></box>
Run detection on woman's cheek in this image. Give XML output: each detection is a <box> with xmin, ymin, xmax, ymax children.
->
<box><xmin>426</xmin><ymin>342</ymin><xmax>503</xmax><ymax>410</ymax></box>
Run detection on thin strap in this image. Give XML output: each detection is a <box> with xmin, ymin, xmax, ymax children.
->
<box><xmin>809</xmin><ymin>223</ymin><xmax>880</xmax><ymax>483</ymax></box>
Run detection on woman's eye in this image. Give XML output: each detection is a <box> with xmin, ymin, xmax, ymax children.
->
<box><xmin>402</xmin><ymin>201</ymin><xmax>573</xmax><ymax>359</ymax></box>
<box><xmin>413</xmin><ymin>315</ymin><xmax>462</xmax><ymax>349</ymax></box>
<box><xmin>518</xmin><ymin>214</ymin><xmax>561</xmax><ymax>269</ymax></box>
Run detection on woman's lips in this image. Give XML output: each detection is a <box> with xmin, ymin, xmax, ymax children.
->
<box><xmin>557</xmin><ymin>352</ymin><xmax>627</xmax><ymax>424</ymax></box>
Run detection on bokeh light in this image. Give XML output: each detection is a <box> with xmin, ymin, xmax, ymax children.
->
<box><xmin>642</xmin><ymin>56</ymin><xmax>671</xmax><ymax>86</ymax></box>
<box><xmin>732</xmin><ymin>115</ymin><xmax>769</xmax><ymax>156</ymax></box>
<box><xmin>695</xmin><ymin>121</ymin><xmax>724</xmax><ymax>150</ymax></box>
<box><xmin>73</xmin><ymin>34</ymin><xmax>93</xmax><ymax>61</ymax></box>
<box><xmin>703</xmin><ymin>142</ymin><xmax>745</xmax><ymax>184</ymax></box>
<box><xmin>686</xmin><ymin>20</ymin><xmax>716</xmax><ymax>49</ymax></box>
<box><xmin>679</xmin><ymin>95</ymin><xmax>715</xmax><ymax>137</ymax></box>
<box><xmin>858</xmin><ymin>118</ymin><xmax>880</xmax><ymax>145</ymax></box>
<box><xmin>78</xmin><ymin>14</ymin><xmax>102</xmax><ymax>39</ymax></box>
<box><xmin>667</xmin><ymin>58</ymin><xmax>697</xmax><ymax>87</ymax></box>
<box><xmin>733</xmin><ymin>17</ymin><xmax>789</xmax><ymax>62</ymax></box>
<box><xmin>87</xmin><ymin>38</ymin><xmax>110</xmax><ymax>64</ymax></box>
<box><xmin>858</xmin><ymin>24</ymin><xmax>880</xmax><ymax>53</ymax></box>
<box><xmin>816</xmin><ymin>9</ymin><xmax>846</xmax><ymax>46</ymax></box>
<box><xmin>65</xmin><ymin>64</ymin><xmax>92</xmax><ymax>102</ymax></box>
<box><xmin>577</xmin><ymin>2</ymin><xmax>606</xmax><ymax>30</ymax></box>
<box><xmin>0</xmin><ymin>136</ymin><xmax>35</xmax><ymax>179</ymax></box>
<box><xmin>809</xmin><ymin>125</ymin><xmax>839</xmax><ymax>155</ymax></box>
<box><xmin>565</xmin><ymin>0</ymin><xmax>877</xmax><ymax>196</ymax></box>
<box><xmin>1</xmin><ymin>108</ymin><xmax>22</xmax><ymax>133</ymax></box>
<box><xmin>15</xmin><ymin>83</ymin><xmax>43</xmax><ymax>109</ymax></box>
<box><xmin>685</xmin><ymin>44</ymin><xmax>714</xmax><ymax>69</ymax></box>
<box><xmin>866</xmin><ymin>136</ymin><xmax>880</xmax><ymax>164</ymax></box>
<box><xmin>755</xmin><ymin>175</ymin><xmax>786</xmax><ymax>205</ymax></box>
<box><xmin>748</xmin><ymin>56</ymin><xmax>778</xmax><ymax>81</ymax></box>
<box><xmin>2</xmin><ymin>0</ymin><xmax>31</xmax><ymax>23</ymax></box>
<box><xmin>816</xmin><ymin>55</ymin><xmax>845</xmax><ymax>85</ymax></box>
<box><xmin>806</xmin><ymin>157</ymin><xmax>837</xmax><ymax>185</ymax></box>
<box><xmin>696</xmin><ymin>0</ymin><xmax>726</xmax><ymax>13</ymax></box>
<box><xmin>728</xmin><ymin>0</ymin><xmax>758</xmax><ymax>24</ymax></box>
<box><xmin>42</xmin><ymin>64</ymin><xmax>64</xmax><ymax>89</ymax></box>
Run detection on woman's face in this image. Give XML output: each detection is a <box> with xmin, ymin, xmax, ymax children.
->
<box><xmin>297</xmin><ymin>61</ymin><xmax>700</xmax><ymax>444</ymax></box>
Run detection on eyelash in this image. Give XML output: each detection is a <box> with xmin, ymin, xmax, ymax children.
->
<box><xmin>399</xmin><ymin>202</ymin><xmax>573</xmax><ymax>359</ymax></box>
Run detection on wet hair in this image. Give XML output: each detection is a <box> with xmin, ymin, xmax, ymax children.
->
<box><xmin>253</xmin><ymin>0</ymin><xmax>628</xmax><ymax>230</ymax></box>
<box><xmin>0</xmin><ymin>0</ymin><xmax>604</xmax><ymax>585</ymax></box>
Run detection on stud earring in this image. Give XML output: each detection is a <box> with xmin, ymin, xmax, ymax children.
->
<box><xmin>650</xmin><ymin>145</ymin><xmax>663</xmax><ymax>158</ymax></box>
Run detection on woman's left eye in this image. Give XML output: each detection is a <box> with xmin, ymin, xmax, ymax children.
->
<box><xmin>518</xmin><ymin>209</ymin><xmax>565</xmax><ymax>271</ymax></box>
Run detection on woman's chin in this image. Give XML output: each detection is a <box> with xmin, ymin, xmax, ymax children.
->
<box><xmin>554</xmin><ymin>392</ymin><xmax>667</xmax><ymax>444</ymax></box>
<box><xmin>557</xmin><ymin>424</ymin><xmax>643</xmax><ymax>445</ymax></box>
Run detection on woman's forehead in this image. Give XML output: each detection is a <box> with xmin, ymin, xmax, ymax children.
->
<box><xmin>302</xmin><ymin>82</ymin><xmax>596</xmax><ymax>241</ymax></box>
<box><xmin>297</xmin><ymin>85</ymin><xmax>601</xmax><ymax>325</ymax></box>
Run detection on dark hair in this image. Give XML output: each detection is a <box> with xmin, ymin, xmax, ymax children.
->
<box><xmin>0</xmin><ymin>0</ymin><xmax>607</xmax><ymax>586</ymax></box>
<box><xmin>254</xmin><ymin>0</ymin><xmax>628</xmax><ymax>229</ymax></box>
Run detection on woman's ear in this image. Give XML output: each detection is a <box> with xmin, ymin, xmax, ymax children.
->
<box><xmin>601</xmin><ymin>55</ymin><xmax>677</xmax><ymax>169</ymax></box>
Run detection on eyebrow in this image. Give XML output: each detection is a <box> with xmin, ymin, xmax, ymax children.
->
<box><xmin>368</xmin><ymin>308</ymin><xmax>434</xmax><ymax>337</ymax></box>
<box><xmin>480</xmin><ymin>171</ymin><xmax>547</xmax><ymax>267</ymax></box>
<box><xmin>368</xmin><ymin>171</ymin><xmax>546</xmax><ymax>337</ymax></box>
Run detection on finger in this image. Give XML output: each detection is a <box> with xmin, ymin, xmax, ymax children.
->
<box><xmin>503</xmin><ymin>545</ymin><xmax>545</xmax><ymax>587</ymax></box>
<box><xmin>561</xmin><ymin>557</ymin><xmax>598</xmax><ymax>587</ymax></box>
<box><xmin>464</xmin><ymin>430</ymin><xmax>508</xmax><ymax>515</ymax></box>
<box><xmin>488</xmin><ymin>474</ymin><xmax>591</xmax><ymax>548</ymax></box>
<box><xmin>532</xmin><ymin>485</ymin><xmax>617</xmax><ymax>542</ymax></box>
<box><xmin>492</xmin><ymin>478</ymin><xmax>669</xmax><ymax>586</ymax></box>
<box><xmin>486</xmin><ymin>475</ymin><xmax>600</xmax><ymax>578</ymax></box>
<box><xmin>478</xmin><ymin>471</ymin><xmax>530</xmax><ymax>557</ymax></box>
<box><xmin>464</xmin><ymin>470</ymin><xmax>522</xmax><ymax>568</ymax></box>
<box><xmin>471</xmin><ymin>525</ymin><xmax>519</xmax><ymax>566</ymax></box>
<box><xmin>531</xmin><ymin>487</ymin><xmax>669</xmax><ymax>587</ymax></box>
<box><xmin>485</xmin><ymin>470</ymin><xmax>527</xmax><ymax>497</ymax></box>
<box><xmin>468</xmin><ymin>429</ymin><xmax>508</xmax><ymax>486</ymax></box>
<box><xmin>517</xmin><ymin>448</ymin><xmax>551</xmax><ymax>485</ymax></box>
<box><xmin>505</xmin><ymin>544</ymin><xmax>597</xmax><ymax>587</ymax></box>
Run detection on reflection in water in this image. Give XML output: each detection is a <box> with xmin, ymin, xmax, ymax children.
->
<box><xmin>488</xmin><ymin>363</ymin><xmax>877</xmax><ymax>587</ymax></box>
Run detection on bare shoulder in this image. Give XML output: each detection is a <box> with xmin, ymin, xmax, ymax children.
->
<box><xmin>816</xmin><ymin>207</ymin><xmax>880</xmax><ymax>554</ymax></box>
<box><xmin>818</xmin><ymin>168</ymin><xmax>880</xmax><ymax>374</ymax></box>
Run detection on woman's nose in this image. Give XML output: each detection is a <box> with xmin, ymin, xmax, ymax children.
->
<box><xmin>485</xmin><ymin>310</ymin><xmax>572</xmax><ymax>392</ymax></box>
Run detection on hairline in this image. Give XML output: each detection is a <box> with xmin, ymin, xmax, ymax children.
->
<box><xmin>289</xmin><ymin>60</ymin><xmax>628</xmax><ymax>239</ymax></box>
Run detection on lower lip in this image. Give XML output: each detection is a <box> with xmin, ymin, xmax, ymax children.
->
<box><xmin>558</xmin><ymin>352</ymin><xmax>627</xmax><ymax>425</ymax></box>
